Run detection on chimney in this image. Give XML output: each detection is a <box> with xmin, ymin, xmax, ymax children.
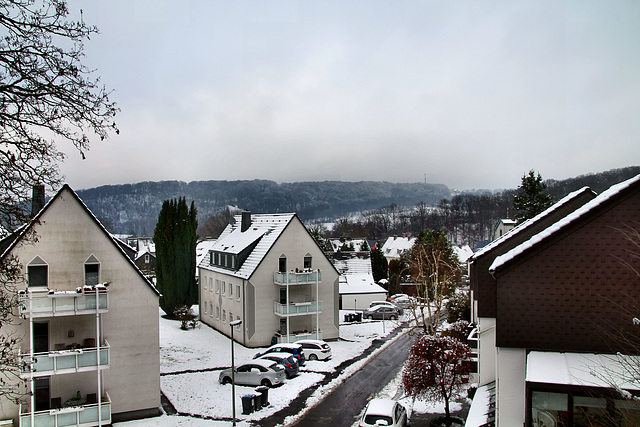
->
<box><xmin>241</xmin><ymin>211</ymin><xmax>252</xmax><ymax>232</ymax></box>
<box><xmin>31</xmin><ymin>184</ymin><xmax>45</xmax><ymax>217</ymax></box>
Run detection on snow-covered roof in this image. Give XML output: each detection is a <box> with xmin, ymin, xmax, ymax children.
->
<box><xmin>526</xmin><ymin>351</ymin><xmax>640</xmax><ymax>391</ymax></box>
<box><xmin>454</xmin><ymin>245</ymin><xmax>473</xmax><ymax>264</ymax></box>
<box><xmin>196</xmin><ymin>239</ymin><xmax>217</xmax><ymax>266</ymax></box>
<box><xmin>471</xmin><ymin>186</ymin><xmax>595</xmax><ymax>262</ymax></box>
<box><xmin>327</xmin><ymin>238</ymin><xmax>368</xmax><ymax>252</ymax></box>
<box><xmin>490</xmin><ymin>174</ymin><xmax>640</xmax><ymax>272</ymax></box>
<box><xmin>332</xmin><ymin>257</ymin><xmax>372</xmax><ymax>275</ymax></box>
<box><xmin>339</xmin><ymin>273</ymin><xmax>387</xmax><ymax>295</ymax></box>
<box><xmin>381</xmin><ymin>236</ymin><xmax>415</xmax><ymax>259</ymax></box>
<box><xmin>199</xmin><ymin>213</ymin><xmax>295</xmax><ymax>279</ymax></box>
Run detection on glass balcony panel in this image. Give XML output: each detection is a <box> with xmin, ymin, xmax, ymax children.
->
<box><xmin>55</xmin><ymin>353</ymin><xmax>77</xmax><ymax>370</ymax></box>
<box><xmin>31</xmin><ymin>353</ymin><xmax>54</xmax><ymax>372</ymax></box>
<box><xmin>55</xmin><ymin>298</ymin><xmax>75</xmax><ymax>313</ymax></box>
<box><xmin>57</xmin><ymin>411</ymin><xmax>78</xmax><ymax>426</ymax></box>
<box><xmin>274</xmin><ymin>271</ymin><xmax>322</xmax><ymax>285</ymax></box>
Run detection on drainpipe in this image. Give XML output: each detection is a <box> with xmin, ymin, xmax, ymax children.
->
<box><xmin>286</xmin><ymin>272</ymin><xmax>290</xmax><ymax>344</ymax></box>
<box><xmin>316</xmin><ymin>269</ymin><xmax>319</xmax><ymax>340</ymax></box>
<box><xmin>29</xmin><ymin>291</ymin><xmax>34</xmax><ymax>427</ymax></box>
<box><xmin>242</xmin><ymin>280</ymin><xmax>246</xmax><ymax>345</ymax></box>
<box><xmin>96</xmin><ymin>288</ymin><xmax>102</xmax><ymax>426</ymax></box>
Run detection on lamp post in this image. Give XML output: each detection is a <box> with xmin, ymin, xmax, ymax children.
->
<box><xmin>229</xmin><ymin>319</ymin><xmax>242</xmax><ymax>426</ymax></box>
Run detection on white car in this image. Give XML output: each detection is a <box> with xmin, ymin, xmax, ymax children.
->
<box><xmin>359</xmin><ymin>398</ymin><xmax>408</xmax><ymax>427</ymax></box>
<box><xmin>294</xmin><ymin>339</ymin><xmax>332</xmax><ymax>361</ymax></box>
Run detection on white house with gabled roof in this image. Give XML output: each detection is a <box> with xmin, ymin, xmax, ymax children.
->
<box><xmin>198</xmin><ymin>212</ymin><xmax>340</xmax><ymax>347</ymax></box>
<box><xmin>0</xmin><ymin>185</ymin><xmax>161</xmax><ymax>426</ymax></box>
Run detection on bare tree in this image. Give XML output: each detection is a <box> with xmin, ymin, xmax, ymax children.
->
<box><xmin>0</xmin><ymin>0</ymin><xmax>118</xmax><ymax>401</ymax></box>
<box><xmin>407</xmin><ymin>229</ymin><xmax>461</xmax><ymax>334</ymax></box>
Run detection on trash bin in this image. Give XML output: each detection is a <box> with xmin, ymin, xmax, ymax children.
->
<box><xmin>256</xmin><ymin>386</ymin><xmax>269</xmax><ymax>407</ymax></box>
<box><xmin>253</xmin><ymin>392</ymin><xmax>262</xmax><ymax>410</ymax></box>
<box><xmin>348</xmin><ymin>313</ymin><xmax>355</xmax><ymax>322</ymax></box>
<box><xmin>271</xmin><ymin>335</ymin><xmax>278</xmax><ymax>346</ymax></box>
<box><xmin>344</xmin><ymin>313</ymin><xmax>350</xmax><ymax>322</ymax></box>
<box><xmin>241</xmin><ymin>394</ymin><xmax>254</xmax><ymax>414</ymax></box>
<box><xmin>354</xmin><ymin>312</ymin><xmax>362</xmax><ymax>322</ymax></box>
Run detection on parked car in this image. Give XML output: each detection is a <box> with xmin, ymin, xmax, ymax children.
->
<box><xmin>218</xmin><ymin>359</ymin><xmax>286</xmax><ymax>387</ymax></box>
<box><xmin>259</xmin><ymin>353</ymin><xmax>299</xmax><ymax>378</ymax></box>
<box><xmin>253</xmin><ymin>343</ymin><xmax>306</xmax><ymax>366</ymax></box>
<box><xmin>369</xmin><ymin>301</ymin><xmax>404</xmax><ymax>315</ymax></box>
<box><xmin>294</xmin><ymin>339</ymin><xmax>332</xmax><ymax>361</ymax></box>
<box><xmin>363</xmin><ymin>305</ymin><xmax>401</xmax><ymax>320</ymax></box>
<box><xmin>388</xmin><ymin>293</ymin><xmax>408</xmax><ymax>301</ymax></box>
<box><xmin>359</xmin><ymin>398</ymin><xmax>408</xmax><ymax>427</ymax></box>
<box><xmin>392</xmin><ymin>296</ymin><xmax>411</xmax><ymax>309</ymax></box>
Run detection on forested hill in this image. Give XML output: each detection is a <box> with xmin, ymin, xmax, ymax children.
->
<box><xmin>77</xmin><ymin>180</ymin><xmax>451</xmax><ymax>235</ymax></box>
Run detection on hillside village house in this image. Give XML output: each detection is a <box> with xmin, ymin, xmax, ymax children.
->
<box><xmin>467</xmin><ymin>175</ymin><xmax>640</xmax><ymax>426</ymax></box>
<box><xmin>380</xmin><ymin>236</ymin><xmax>415</xmax><ymax>264</ymax></box>
<box><xmin>198</xmin><ymin>212</ymin><xmax>340</xmax><ymax>347</ymax></box>
<box><xmin>0</xmin><ymin>185</ymin><xmax>161</xmax><ymax>426</ymax></box>
<box><xmin>333</xmin><ymin>257</ymin><xmax>387</xmax><ymax>311</ymax></box>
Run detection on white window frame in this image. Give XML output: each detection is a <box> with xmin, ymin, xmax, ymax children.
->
<box><xmin>236</xmin><ymin>285</ymin><xmax>241</xmax><ymax>301</ymax></box>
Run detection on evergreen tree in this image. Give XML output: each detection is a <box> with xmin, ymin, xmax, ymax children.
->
<box><xmin>371</xmin><ymin>245</ymin><xmax>388</xmax><ymax>283</ymax></box>
<box><xmin>512</xmin><ymin>170</ymin><xmax>554</xmax><ymax>221</ymax></box>
<box><xmin>154</xmin><ymin>198</ymin><xmax>198</xmax><ymax>316</ymax></box>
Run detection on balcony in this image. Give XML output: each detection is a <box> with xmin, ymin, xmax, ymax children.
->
<box><xmin>18</xmin><ymin>288</ymin><xmax>108</xmax><ymax>318</ymax></box>
<box><xmin>19</xmin><ymin>392</ymin><xmax>111</xmax><ymax>427</ymax></box>
<box><xmin>274</xmin><ymin>301</ymin><xmax>322</xmax><ymax>317</ymax></box>
<box><xmin>275</xmin><ymin>330</ymin><xmax>323</xmax><ymax>343</ymax></box>
<box><xmin>274</xmin><ymin>270</ymin><xmax>322</xmax><ymax>286</ymax></box>
<box><xmin>20</xmin><ymin>341</ymin><xmax>110</xmax><ymax>378</ymax></box>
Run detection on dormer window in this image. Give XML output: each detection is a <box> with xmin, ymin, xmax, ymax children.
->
<box><xmin>304</xmin><ymin>254</ymin><xmax>312</xmax><ymax>269</ymax></box>
<box><xmin>27</xmin><ymin>257</ymin><xmax>48</xmax><ymax>288</ymax></box>
<box><xmin>85</xmin><ymin>255</ymin><xmax>100</xmax><ymax>286</ymax></box>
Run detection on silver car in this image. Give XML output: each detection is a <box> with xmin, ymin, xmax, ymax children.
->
<box><xmin>363</xmin><ymin>305</ymin><xmax>401</xmax><ymax>320</ymax></box>
<box><xmin>218</xmin><ymin>359</ymin><xmax>286</xmax><ymax>387</ymax></box>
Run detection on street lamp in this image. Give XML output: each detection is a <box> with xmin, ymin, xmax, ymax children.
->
<box><xmin>229</xmin><ymin>319</ymin><xmax>242</xmax><ymax>426</ymax></box>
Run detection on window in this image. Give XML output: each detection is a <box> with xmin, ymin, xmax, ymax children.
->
<box><xmin>222</xmin><ymin>310</ymin><xmax>226</xmax><ymax>322</ymax></box>
<box><xmin>215</xmin><ymin>279</ymin><xmax>220</xmax><ymax>293</ymax></box>
<box><xmin>304</xmin><ymin>254</ymin><xmax>312</xmax><ymax>269</ymax></box>
<box><xmin>209</xmin><ymin>302</ymin><xmax>213</xmax><ymax>316</ymax></box>
<box><xmin>209</xmin><ymin>278</ymin><xmax>213</xmax><ymax>291</ymax></box>
<box><xmin>279</xmin><ymin>255</ymin><xmax>287</xmax><ymax>273</ymax></box>
<box><xmin>145</xmin><ymin>254</ymin><xmax>150</xmax><ymax>263</ymax></box>
<box><xmin>28</xmin><ymin>263</ymin><xmax>48</xmax><ymax>288</ymax></box>
<box><xmin>221</xmin><ymin>281</ymin><xmax>226</xmax><ymax>295</ymax></box>
<box><xmin>203</xmin><ymin>303</ymin><xmax>208</xmax><ymax>315</ymax></box>
<box><xmin>229</xmin><ymin>312</ymin><xmax>233</xmax><ymax>322</ymax></box>
<box><xmin>236</xmin><ymin>285</ymin><xmax>241</xmax><ymax>300</ymax></box>
<box><xmin>216</xmin><ymin>306</ymin><xmax>220</xmax><ymax>319</ymax></box>
<box><xmin>229</xmin><ymin>283</ymin><xmax>233</xmax><ymax>298</ymax></box>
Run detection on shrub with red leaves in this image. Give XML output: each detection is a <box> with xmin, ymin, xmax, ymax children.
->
<box><xmin>402</xmin><ymin>334</ymin><xmax>471</xmax><ymax>426</ymax></box>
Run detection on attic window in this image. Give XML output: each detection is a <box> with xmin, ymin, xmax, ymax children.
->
<box><xmin>279</xmin><ymin>255</ymin><xmax>287</xmax><ymax>273</ymax></box>
<box><xmin>304</xmin><ymin>254</ymin><xmax>312</xmax><ymax>269</ymax></box>
<box><xmin>85</xmin><ymin>255</ymin><xmax>100</xmax><ymax>285</ymax></box>
<box><xmin>27</xmin><ymin>259</ymin><xmax>48</xmax><ymax>288</ymax></box>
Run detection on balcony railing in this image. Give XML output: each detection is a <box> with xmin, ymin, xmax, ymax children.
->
<box><xmin>275</xmin><ymin>330</ymin><xmax>323</xmax><ymax>343</ymax></box>
<box><xmin>274</xmin><ymin>301</ymin><xmax>322</xmax><ymax>316</ymax></box>
<box><xmin>20</xmin><ymin>342</ymin><xmax>110</xmax><ymax>378</ymax></box>
<box><xmin>19</xmin><ymin>392</ymin><xmax>111</xmax><ymax>427</ymax></box>
<box><xmin>274</xmin><ymin>270</ymin><xmax>321</xmax><ymax>286</ymax></box>
<box><xmin>18</xmin><ymin>289</ymin><xmax>108</xmax><ymax>318</ymax></box>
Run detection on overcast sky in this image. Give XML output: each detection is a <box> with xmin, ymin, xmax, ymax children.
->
<box><xmin>60</xmin><ymin>0</ymin><xmax>640</xmax><ymax>191</ymax></box>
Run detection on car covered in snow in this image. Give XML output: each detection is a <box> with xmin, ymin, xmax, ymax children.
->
<box><xmin>218</xmin><ymin>359</ymin><xmax>285</xmax><ymax>387</ymax></box>
<box><xmin>258</xmin><ymin>353</ymin><xmax>299</xmax><ymax>378</ymax></box>
<box><xmin>359</xmin><ymin>398</ymin><xmax>408</xmax><ymax>427</ymax></box>
<box><xmin>363</xmin><ymin>305</ymin><xmax>401</xmax><ymax>320</ymax></box>
<box><xmin>369</xmin><ymin>300</ymin><xmax>404</xmax><ymax>315</ymax></box>
<box><xmin>253</xmin><ymin>343</ymin><xmax>306</xmax><ymax>366</ymax></box>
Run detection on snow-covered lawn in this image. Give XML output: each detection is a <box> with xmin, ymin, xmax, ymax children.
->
<box><xmin>116</xmin><ymin>309</ymin><xmax>409</xmax><ymax>426</ymax></box>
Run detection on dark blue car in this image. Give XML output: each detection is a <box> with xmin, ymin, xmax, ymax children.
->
<box><xmin>258</xmin><ymin>353</ymin><xmax>299</xmax><ymax>378</ymax></box>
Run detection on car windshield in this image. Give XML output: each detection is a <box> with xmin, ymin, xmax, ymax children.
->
<box><xmin>364</xmin><ymin>414</ymin><xmax>392</xmax><ymax>425</ymax></box>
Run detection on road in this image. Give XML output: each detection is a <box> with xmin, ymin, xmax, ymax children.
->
<box><xmin>292</xmin><ymin>329</ymin><xmax>415</xmax><ymax>427</ymax></box>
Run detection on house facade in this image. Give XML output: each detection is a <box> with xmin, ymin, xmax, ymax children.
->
<box><xmin>0</xmin><ymin>185</ymin><xmax>161</xmax><ymax>426</ymax></box>
<box><xmin>198</xmin><ymin>212</ymin><xmax>340</xmax><ymax>347</ymax></box>
<box><xmin>467</xmin><ymin>176</ymin><xmax>640</xmax><ymax>426</ymax></box>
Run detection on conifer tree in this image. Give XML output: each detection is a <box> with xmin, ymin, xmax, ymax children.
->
<box><xmin>370</xmin><ymin>245</ymin><xmax>388</xmax><ymax>283</ymax></box>
<box><xmin>154</xmin><ymin>198</ymin><xmax>198</xmax><ymax>316</ymax></box>
<box><xmin>512</xmin><ymin>170</ymin><xmax>554</xmax><ymax>221</ymax></box>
